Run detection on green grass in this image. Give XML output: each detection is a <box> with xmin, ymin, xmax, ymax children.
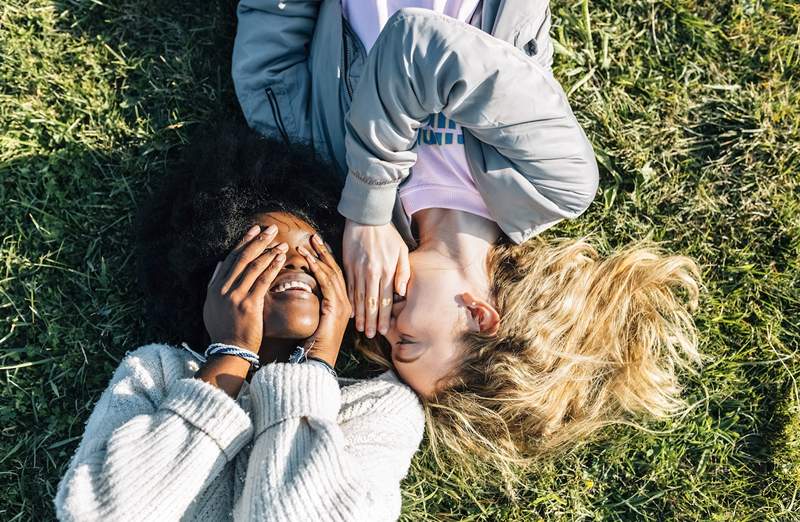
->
<box><xmin>1</xmin><ymin>0</ymin><xmax>798</xmax><ymax>520</ymax></box>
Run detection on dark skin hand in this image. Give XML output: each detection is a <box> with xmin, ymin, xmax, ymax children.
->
<box><xmin>297</xmin><ymin>234</ymin><xmax>352</xmax><ymax>368</ymax></box>
<box><xmin>195</xmin><ymin>225</ymin><xmax>351</xmax><ymax>398</ymax></box>
<box><xmin>196</xmin><ymin>224</ymin><xmax>287</xmax><ymax>397</ymax></box>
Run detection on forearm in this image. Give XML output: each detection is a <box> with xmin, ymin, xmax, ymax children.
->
<box><xmin>235</xmin><ymin>363</ymin><xmax>354</xmax><ymax>519</ymax></box>
<box><xmin>195</xmin><ymin>354</ymin><xmax>251</xmax><ymax>398</ymax></box>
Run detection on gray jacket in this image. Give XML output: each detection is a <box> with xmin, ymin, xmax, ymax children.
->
<box><xmin>232</xmin><ymin>0</ymin><xmax>598</xmax><ymax>244</ymax></box>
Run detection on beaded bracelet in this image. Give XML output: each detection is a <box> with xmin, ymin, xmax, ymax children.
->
<box><xmin>204</xmin><ymin>343</ymin><xmax>261</xmax><ymax>370</ymax></box>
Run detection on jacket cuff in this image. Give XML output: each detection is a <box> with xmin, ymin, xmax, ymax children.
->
<box><xmin>249</xmin><ymin>363</ymin><xmax>341</xmax><ymax>435</ymax></box>
<box><xmin>160</xmin><ymin>378</ymin><xmax>253</xmax><ymax>461</ymax></box>
<box><xmin>337</xmin><ymin>173</ymin><xmax>399</xmax><ymax>225</ymax></box>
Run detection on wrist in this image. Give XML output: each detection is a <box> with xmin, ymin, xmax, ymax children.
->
<box><xmin>211</xmin><ymin>338</ymin><xmax>260</xmax><ymax>354</ymax></box>
<box><xmin>195</xmin><ymin>355</ymin><xmax>251</xmax><ymax>398</ymax></box>
<box><xmin>306</xmin><ymin>349</ymin><xmax>337</xmax><ymax>368</ymax></box>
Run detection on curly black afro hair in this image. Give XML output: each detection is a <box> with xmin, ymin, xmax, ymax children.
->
<box><xmin>137</xmin><ymin>121</ymin><xmax>344</xmax><ymax>349</ymax></box>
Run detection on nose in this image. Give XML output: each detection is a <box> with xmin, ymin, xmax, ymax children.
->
<box><xmin>282</xmin><ymin>247</ymin><xmax>311</xmax><ymax>274</ymax></box>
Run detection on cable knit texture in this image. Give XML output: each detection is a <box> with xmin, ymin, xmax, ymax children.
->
<box><xmin>54</xmin><ymin>344</ymin><xmax>425</xmax><ymax>521</ymax></box>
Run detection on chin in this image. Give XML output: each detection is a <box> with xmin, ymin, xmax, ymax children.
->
<box><xmin>264</xmin><ymin>303</ymin><xmax>320</xmax><ymax>340</ymax></box>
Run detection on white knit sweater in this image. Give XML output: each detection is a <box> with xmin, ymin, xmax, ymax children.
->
<box><xmin>54</xmin><ymin>344</ymin><xmax>425</xmax><ymax>521</ymax></box>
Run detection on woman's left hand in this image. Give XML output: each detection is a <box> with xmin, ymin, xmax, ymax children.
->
<box><xmin>297</xmin><ymin>234</ymin><xmax>352</xmax><ymax>368</ymax></box>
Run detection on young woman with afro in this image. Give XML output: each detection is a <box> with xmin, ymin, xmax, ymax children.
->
<box><xmin>54</xmin><ymin>122</ymin><xmax>425</xmax><ymax>522</ymax></box>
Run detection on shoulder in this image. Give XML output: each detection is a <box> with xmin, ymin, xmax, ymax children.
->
<box><xmin>339</xmin><ymin>371</ymin><xmax>425</xmax><ymax>436</ymax></box>
<box><xmin>109</xmin><ymin>343</ymin><xmax>201</xmax><ymax>397</ymax></box>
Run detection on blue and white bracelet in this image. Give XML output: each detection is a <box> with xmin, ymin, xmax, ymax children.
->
<box><xmin>288</xmin><ymin>345</ymin><xmax>337</xmax><ymax>378</ymax></box>
<box><xmin>204</xmin><ymin>343</ymin><xmax>261</xmax><ymax>370</ymax></box>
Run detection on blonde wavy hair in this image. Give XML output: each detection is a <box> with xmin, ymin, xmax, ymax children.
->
<box><xmin>357</xmin><ymin>238</ymin><xmax>701</xmax><ymax>482</ymax></box>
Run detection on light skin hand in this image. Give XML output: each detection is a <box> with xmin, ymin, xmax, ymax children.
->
<box><xmin>343</xmin><ymin>220</ymin><xmax>409</xmax><ymax>339</ymax></box>
<box><xmin>298</xmin><ymin>234</ymin><xmax>352</xmax><ymax>368</ymax></box>
<box><xmin>195</xmin><ymin>224</ymin><xmax>288</xmax><ymax>398</ymax></box>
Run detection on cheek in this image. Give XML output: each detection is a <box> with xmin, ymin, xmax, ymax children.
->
<box><xmin>393</xmin><ymin>361</ymin><xmax>438</xmax><ymax>398</ymax></box>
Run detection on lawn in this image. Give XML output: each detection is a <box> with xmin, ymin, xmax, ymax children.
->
<box><xmin>1</xmin><ymin>0</ymin><xmax>798</xmax><ymax>520</ymax></box>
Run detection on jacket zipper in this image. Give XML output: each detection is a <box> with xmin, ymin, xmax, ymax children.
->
<box><xmin>341</xmin><ymin>20</ymin><xmax>355</xmax><ymax>99</ymax></box>
<box><xmin>265</xmin><ymin>87</ymin><xmax>290</xmax><ymax>145</ymax></box>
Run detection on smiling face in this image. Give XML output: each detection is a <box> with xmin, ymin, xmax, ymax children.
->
<box><xmin>251</xmin><ymin>211</ymin><xmax>322</xmax><ymax>340</ymax></box>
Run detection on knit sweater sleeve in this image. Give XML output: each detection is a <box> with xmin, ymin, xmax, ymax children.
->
<box><xmin>234</xmin><ymin>364</ymin><xmax>424</xmax><ymax>522</ymax></box>
<box><xmin>54</xmin><ymin>344</ymin><xmax>254</xmax><ymax>522</ymax></box>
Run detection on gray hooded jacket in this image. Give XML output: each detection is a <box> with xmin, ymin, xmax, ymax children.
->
<box><xmin>232</xmin><ymin>0</ymin><xmax>598</xmax><ymax>243</ymax></box>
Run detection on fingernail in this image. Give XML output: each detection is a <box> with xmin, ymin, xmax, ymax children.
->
<box><xmin>399</xmin><ymin>283</ymin><xmax>407</xmax><ymax>296</ymax></box>
<box><xmin>275</xmin><ymin>253</ymin><xmax>286</xmax><ymax>262</ymax></box>
<box><xmin>313</xmin><ymin>234</ymin><xmax>324</xmax><ymax>245</ymax></box>
<box><xmin>266</xmin><ymin>224</ymin><xmax>278</xmax><ymax>234</ymax></box>
<box><xmin>275</xmin><ymin>242</ymin><xmax>289</xmax><ymax>252</ymax></box>
<box><xmin>366</xmin><ymin>329</ymin><xmax>375</xmax><ymax>338</ymax></box>
<box><xmin>246</xmin><ymin>225</ymin><xmax>260</xmax><ymax>238</ymax></box>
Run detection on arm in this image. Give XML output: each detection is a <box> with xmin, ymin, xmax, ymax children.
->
<box><xmin>232</xmin><ymin>0</ymin><xmax>321</xmax><ymax>142</ymax></box>
<box><xmin>235</xmin><ymin>364</ymin><xmax>424</xmax><ymax>521</ymax></box>
<box><xmin>54</xmin><ymin>344</ymin><xmax>253</xmax><ymax>522</ymax></box>
<box><xmin>338</xmin><ymin>8</ymin><xmax>599</xmax><ymax>234</ymax></box>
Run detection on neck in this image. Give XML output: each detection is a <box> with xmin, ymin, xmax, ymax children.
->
<box><xmin>414</xmin><ymin>208</ymin><xmax>500</xmax><ymax>294</ymax></box>
<box><xmin>259</xmin><ymin>337</ymin><xmax>297</xmax><ymax>365</ymax></box>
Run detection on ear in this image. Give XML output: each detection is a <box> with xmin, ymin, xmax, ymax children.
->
<box><xmin>461</xmin><ymin>292</ymin><xmax>500</xmax><ymax>336</ymax></box>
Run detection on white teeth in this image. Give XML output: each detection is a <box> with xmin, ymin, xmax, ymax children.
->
<box><xmin>271</xmin><ymin>281</ymin><xmax>313</xmax><ymax>294</ymax></box>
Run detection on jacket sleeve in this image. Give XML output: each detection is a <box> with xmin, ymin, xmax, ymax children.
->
<box><xmin>54</xmin><ymin>344</ymin><xmax>253</xmax><ymax>522</ymax></box>
<box><xmin>234</xmin><ymin>364</ymin><xmax>424</xmax><ymax>522</ymax></box>
<box><xmin>232</xmin><ymin>0</ymin><xmax>321</xmax><ymax>142</ymax></box>
<box><xmin>337</xmin><ymin>8</ymin><xmax>599</xmax><ymax>240</ymax></box>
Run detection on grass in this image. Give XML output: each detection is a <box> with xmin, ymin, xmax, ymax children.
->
<box><xmin>0</xmin><ymin>0</ymin><xmax>798</xmax><ymax>520</ymax></box>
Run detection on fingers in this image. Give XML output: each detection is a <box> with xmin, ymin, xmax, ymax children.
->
<box><xmin>394</xmin><ymin>247</ymin><xmax>410</xmax><ymax>297</ymax></box>
<box><xmin>377</xmin><ymin>278</ymin><xmax>393</xmax><ymax>336</ymax></box>
<box><xmin>232</xmin><ymin>242</ymin><xmax>289</xmax><ymax>297</ymax></box>
<box><xmin>298</xmin><ymin>244</ymin><xmax>334</xmax><ymax>295</ymax></box>
<box><xmin>364</xmin><ymin>274</ymin><xmax>380</xmax><ymax>338</ymax></box>
<box><xmin>346</xmin><ymin>274</ymin><xmax>355</xmax><ymax>319</ymax></box>
<box><xmin>249</xmin><ymin>251</ymin><xmax>288</xmax><ymax>298</ymax></box>
<box><xmin>309</xmin><ymin>234</ymin><xmax>347</xmax><ymax>292</ymax></box>
<box><xmin>215</xmin><ymin>224</ymin><xmax>261</xmax><ymax>287</ymax></box>
<box><xmin>220</xmin><ymin>225</ymin><xmax>279</xmax><ymax>294</ymax></box>
<box><xmin>355</xmin><ymin>274</ymin><xmax>366</xmax><ymax>333</ymax></box>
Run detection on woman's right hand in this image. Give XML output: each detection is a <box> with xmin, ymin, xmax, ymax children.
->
<box><xmin>203</xmin><ymin>224</ymin><xmax>288</xmax><ymax>353</ymax></box>
<box><xmin>297</xmin><ymin>235</ymin><xmax>352</xmax><ymax>368</ymax></box>
<box><xmin>342</xmin><ymin>220</ymin><xmax>410</xmax><ymax>339</ymax></box>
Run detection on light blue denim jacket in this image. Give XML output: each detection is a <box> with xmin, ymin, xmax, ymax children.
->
<box><xmin>232</xmin><ymin>0</ymin><xmax>598</xmax><ymax>244</ymax></box>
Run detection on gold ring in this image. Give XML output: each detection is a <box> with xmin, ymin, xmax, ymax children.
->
<box><xmin>381</xmin><ymin>297</ymin><xmax>393</xmax><ymax>308</ymax></box>
<box><xmin>367</xmin><ymin>296</ymin><xmax>378</xmax><ymax>312</ymax></box>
